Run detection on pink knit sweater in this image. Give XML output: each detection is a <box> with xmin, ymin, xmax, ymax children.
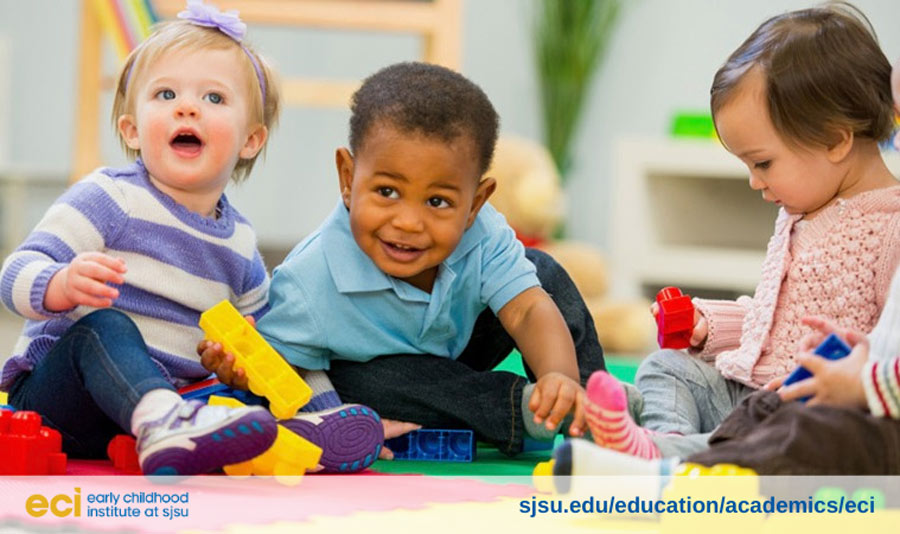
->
<box><xmin>693</xmin><ymin>186</ymin><xmax>900</xmax><ymax>388</ymax></box>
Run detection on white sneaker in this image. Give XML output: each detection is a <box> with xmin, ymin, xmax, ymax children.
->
<box><xmin>136</xmin><ymin>400</ymin><xmax>277</xmax><ymax>476</ymax></box>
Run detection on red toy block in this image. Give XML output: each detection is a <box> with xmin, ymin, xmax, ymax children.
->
<box><xmin>0</xmin><ymin>408</ymin><xmax>67</xmax><ymax>475</ymax></box>
<box><xmin>656</xmin><ymin>287</ymin><xmax>694</xmax><ymax>349</ymax></box>
<box><xmin>107</xmin><ymin>434</ymin><xmax>142</xmax><ymax>474</ymax></box>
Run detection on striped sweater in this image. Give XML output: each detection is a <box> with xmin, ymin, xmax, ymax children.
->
<box><xmin>0</xmin><ymin>161</ymin><xmax>269</xmax><ymax>389</ymax></box>
<box><xmin>862</xmin><ymin>265</ymin><xmax>900</xmax><ymax>419</ymax></box>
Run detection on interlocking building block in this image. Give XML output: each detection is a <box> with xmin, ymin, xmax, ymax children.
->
<box><xmin>0</xmin><ymin>409</ymin><xmax>67</xmax><ymax>475</ymax></box>
<box><xmin>208</xmin><ymin>395</ymin><xmax>322</xmax><ymax>482</ymax></box>
<box><xmin>107</xmin><ymin>434</ymin><xmax>141</xmax><ymax>474</ymax></box>
<box><xmin>385</xmin><ymin>429</ymin><xmax>475</xmax><ymax>462</ymax></box>
<box><xmin>200</xmin><ymin>300</ymin><xmax>312</xmax><ymax>419</ymax></box>
<box><xmin>177</xmin><ymin>377</ymin><xmax>230</xmax><ymax>401</ymax></box>
<box><xmin>656</xmin><ymin>287</ymin><xmax>694</xmax><ymax>349</ymax></box>
<box><xmin>782</xmin><ymin>333</ymin><xmax>851</xmax><ymax>402</ymax></box>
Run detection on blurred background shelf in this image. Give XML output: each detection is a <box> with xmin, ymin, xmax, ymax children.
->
<box><xmin>611</xmin><ymin>137</ymin><xmax>900</xmax><ymax>301</ymax></box>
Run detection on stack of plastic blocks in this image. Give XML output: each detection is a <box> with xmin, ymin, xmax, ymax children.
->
<box><xmin>0</xmin><ymin>408</ymin><xmax>67</xmax><ymax>475</ymax></box>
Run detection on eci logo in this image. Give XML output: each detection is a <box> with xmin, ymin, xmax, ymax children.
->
<box><xmin>25</xmin><ymin>487</ymin><xmax>81</xmax><ymax>517</ymax></box>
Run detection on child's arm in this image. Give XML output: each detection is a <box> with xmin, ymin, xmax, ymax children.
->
<box><xmin>232</xmin><ymin>248</ymin><xmax>270</xmax><ymax>322</ymax></box>
<box><xmin>688</xmin><ymin>297</ymin><xmax>751</xmax><ymax>360</ymax></box>
<box><xmin>498</xmin><ymin>286</ymin><xmax>585</xmax><ymax>435</ymax></box>
<box><xmin>862</xmin><ymin>356</ymin><xmax>900</xmax><ymax>418</ymax></box>
<box><xmin>0</xmin><ymin>174</ymin><xmax>128</xmax><ymax>319</ymax></box>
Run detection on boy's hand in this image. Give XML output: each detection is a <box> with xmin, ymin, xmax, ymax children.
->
<box><xmin>45</xmin><ymin>252</ymin><xmax>127</xmax><ymax>311</ymax></box>
<box><xmin>379</xmin><ymin>419</ymin><xmax>422</xmax><ymax>460</ymax></box>
<box><xmin>650</xmin><ymin>302</ymin><xmax>708</xmax><ymax>348</ymax></box>
<box><xmin>196</xmin><ymin>315</ymin><xmax>255</xmax><ymax>390</ymax></box>
<box><xmin>528</xmin><ymin>372</ymin><xmax>586</xmax><ymax>435</ymax></box>
<box><xmin>777</xmin><ymin>316</ymin><xmax>869</xmax><ymax>408</ymax></box>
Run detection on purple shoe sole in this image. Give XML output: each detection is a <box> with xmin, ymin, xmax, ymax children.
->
<box><xmin>141</xmin><ymin>410</ymin><xmax>277</xmax><ymax>476</ymax></box>
<box><xmin>280</xmin><ymin>405</ymin><xmax>384</xmax><ymax>473</ymax></box>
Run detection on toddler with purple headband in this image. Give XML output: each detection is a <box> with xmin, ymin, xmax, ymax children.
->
<box><xmin>0</xmin><ymin>0</ymin><xmax>380</xmax><ymax>476</ymax></box>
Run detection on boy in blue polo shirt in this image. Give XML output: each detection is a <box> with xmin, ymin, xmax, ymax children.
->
<box><xmin>250</xmin><ymin>62</ymin><xmax>606</xmax><ymax>455</ymax></box>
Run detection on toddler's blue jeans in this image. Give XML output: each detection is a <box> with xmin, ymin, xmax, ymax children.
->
<box><xmin>326</xmin><ymin>248</ymin><xmax>607</xmax><ymax>455</ymax></box>
<box><xmin>9</xmin><ymin>309</ymin><xmax>174</xmax><ymax>457</ymax></box>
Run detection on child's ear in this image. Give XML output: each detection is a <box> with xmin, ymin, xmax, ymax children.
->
<box><xmin>239</xmin><ymin>125</ymin><xmax>268</xmax><ymax>159</ymax></box>
<box><xmin>335</xmin><ymin>148</ymin><xmax>355</xmax><ymax>208</ymax></box>
<box><xmin>117</xmin><ymin>115</ymin><xmax>140</xmax><ymax>150</ymax></box>
<box><xmin>466</xmin><ymin>176</ymin><xmax>496</xmax><ymax>229</ymax></box>
<box><xmin>826</xmin><ymin>128</ymin><xmax>854</xmax><ymax>163</ymax></box>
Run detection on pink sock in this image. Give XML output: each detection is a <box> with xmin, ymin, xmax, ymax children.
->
<box><xmin>585</xmin><ymin>371</ymin><xmax>660</xmax><ymax>459</ymax></box>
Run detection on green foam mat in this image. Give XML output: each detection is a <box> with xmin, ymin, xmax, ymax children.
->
<box><xmin>493</xmin><ymin>350</ymin><xmax>641</xmax><ymax>384</ymax></box>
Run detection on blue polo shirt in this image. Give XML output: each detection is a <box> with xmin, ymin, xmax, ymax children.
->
<box><xmin>256</xmin><ymin>199</ymin><xmax>540</xmax><ymax>370</ymax></box>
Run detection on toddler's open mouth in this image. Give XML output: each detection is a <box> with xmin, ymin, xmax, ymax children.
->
<box><xmin>170</xmin><ymin>130</ymin><xmax>204</xmax><ymax>156</ymax></box>
<box><xmin>381</xmin><ymin>240</ymin><xmax>425</xmax><ymax>262</ymax></box>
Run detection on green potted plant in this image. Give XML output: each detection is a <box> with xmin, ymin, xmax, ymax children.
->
<box><xmin>534</xmin><ymin>0</ymin><xmax>621</xmax><ymax>178</ymax></box>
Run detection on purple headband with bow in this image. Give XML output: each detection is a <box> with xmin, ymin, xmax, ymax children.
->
<box><xmin>177</xmin><ymin>1</ymin><xmax>267</xmax><ymax>106</ymax></box>
<box><xmin>123</xmin><ymin>1</ymin><xmax>267</xmax><ymax>105</ymax></box>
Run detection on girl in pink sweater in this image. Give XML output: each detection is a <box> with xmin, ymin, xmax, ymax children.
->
<box><xmin>584</xmin><ymin>3</ymin><xmax>900</xmax><ymax>459</ymax></box>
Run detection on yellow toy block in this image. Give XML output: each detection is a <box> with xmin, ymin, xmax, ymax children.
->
<box><xmin>674</xmin><ymin>462</ymin><xmax>757</xmax><ymax>477</ymax></box>
<box><xmin>200</xmin><ymin>300</ymin><xmax>312</xmax><ymax>419</ymax></box>
<box><xmin>0</xmin><ymin>391</ymin><xmax>7</xmax><ymax>405</ymax></box>
<box><xmin>532</xmin><ymin>459</ymin><xmax>555</xmax><ymax>494</ymax></box>
<box><xmin>208</xmin><ymin>395</ymin><xmax>322</xmax><ymax>484</ymax></box>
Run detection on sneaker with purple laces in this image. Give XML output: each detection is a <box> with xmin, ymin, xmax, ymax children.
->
<box><xmin>280</xmin><ymin>404</ymin><xmax>383</xmax><ymax>473</ymax></box>
<box><xmin>137</xmin><ymin>400</ymin><xmax>277</xmax><ymax>476</ymax></box>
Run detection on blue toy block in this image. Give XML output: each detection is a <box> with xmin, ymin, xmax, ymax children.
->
<box><xmin>177</xmin><ymin>377</ymin><xmax>265</xmax><ymax>406</ymax></box>
<box><xmin>385</xmin><ymin>429</ymin><xmax>475</xmax><ymax>462</ymax></box>
<box><xmin>0</xmin><ymin>405</ymin><xmax>14</xmax><ymax>411</ymax></box>
<box><xmin>782</xmin><ymin>333</ymin><xmax>851</xmax><ymax>402</ymax></box>
<box><xmin>178</xmin><ymin>380</ymin><xmax>230</xmax><ymax>401</ymax></box>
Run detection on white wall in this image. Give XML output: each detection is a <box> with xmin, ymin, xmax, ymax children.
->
<box><xmin>1</xmin><ymin>0</ymin><xmax>899</xmax><ymax>252</ymax></box>
<box><xmin>0</xmin><ymin>36</ymin><xmax>9</xmax><ymax>167</ymax></box>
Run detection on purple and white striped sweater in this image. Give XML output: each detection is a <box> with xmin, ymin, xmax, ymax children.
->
<box><xmin>0</xmin><ymin>160</ymin><xmax>269</xmax><ymax>389</ymax></box>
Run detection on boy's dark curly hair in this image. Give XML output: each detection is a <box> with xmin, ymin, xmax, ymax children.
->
<box><xmin>349</xmin><ymin>62</ymin><xmax>500</xmax><ymax>175</ymax></box>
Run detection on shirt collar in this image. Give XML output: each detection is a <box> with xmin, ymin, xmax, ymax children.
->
<box><xmin>321</xmin><ymin>199</ymin><xmax>394</xmax><ymax>294</ymax></box>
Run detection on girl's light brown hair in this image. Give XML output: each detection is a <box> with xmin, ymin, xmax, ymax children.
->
<box><xmin>111</xmin><ymin>20</ymin><xmax>280</xmax><ymax>181</ymax></box>
<box><xmin>710</xmin><ymin>2</ymin><xmax>893</xmax><ymax>149</ymax></box>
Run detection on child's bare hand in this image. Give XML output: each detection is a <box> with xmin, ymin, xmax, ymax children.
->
<box><xmin>763</xmin><ymin>374</ymin><xmax>788</xmax><ymax>391</ymax></box>
<box><xmin>796</xmin><ymin>316</ymin><xmax>853</xmax><ymax>353</ymax></box>
<box><xmin>778</xmin><ymin>316</ymin><xmax>869</xmax><ymax>408</ymax></box>
<box><xmin>45</xmin><ymin>252</ymin><xmax>126</xmax><ymax>311</ymax></box>
<box><xmin>528</xmin><ymin>372</ymin><xmax>585</xmax><ymax>433</ymax></box>
<box><xmin>379</xmin><ymin>419</ymin><xmax>422</xmax><ymax>460</ymax></box>
<box><xmin>650</xmin><ymin>302</ymin><xmax>708</xmax><ymax>347</ymax></box>
<box><xmin>196</xmin><ymin>315</ymin><xmax>255</xmax><ymax>390</ymax></box>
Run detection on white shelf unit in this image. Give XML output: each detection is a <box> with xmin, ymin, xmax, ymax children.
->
<box><xmin>610</xmin><ymin>137</ymin><xmax>900</xmax><ymax>300</ymax></box>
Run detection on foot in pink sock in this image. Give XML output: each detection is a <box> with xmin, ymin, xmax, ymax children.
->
<box><xmin>585</xmin><ymin>370</ymin><xmax>660</xmax><ymax>459</ymax></box>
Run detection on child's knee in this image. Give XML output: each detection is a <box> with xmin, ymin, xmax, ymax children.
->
<box><xmin>74</xmin><ymin>309</ymin><xmax>142</xmax><ymax>341</ymax></box>
<box><xmin>634</xmin><ymin>349</ymin><xmax>697</xmax><ymax>386</ymax></box>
